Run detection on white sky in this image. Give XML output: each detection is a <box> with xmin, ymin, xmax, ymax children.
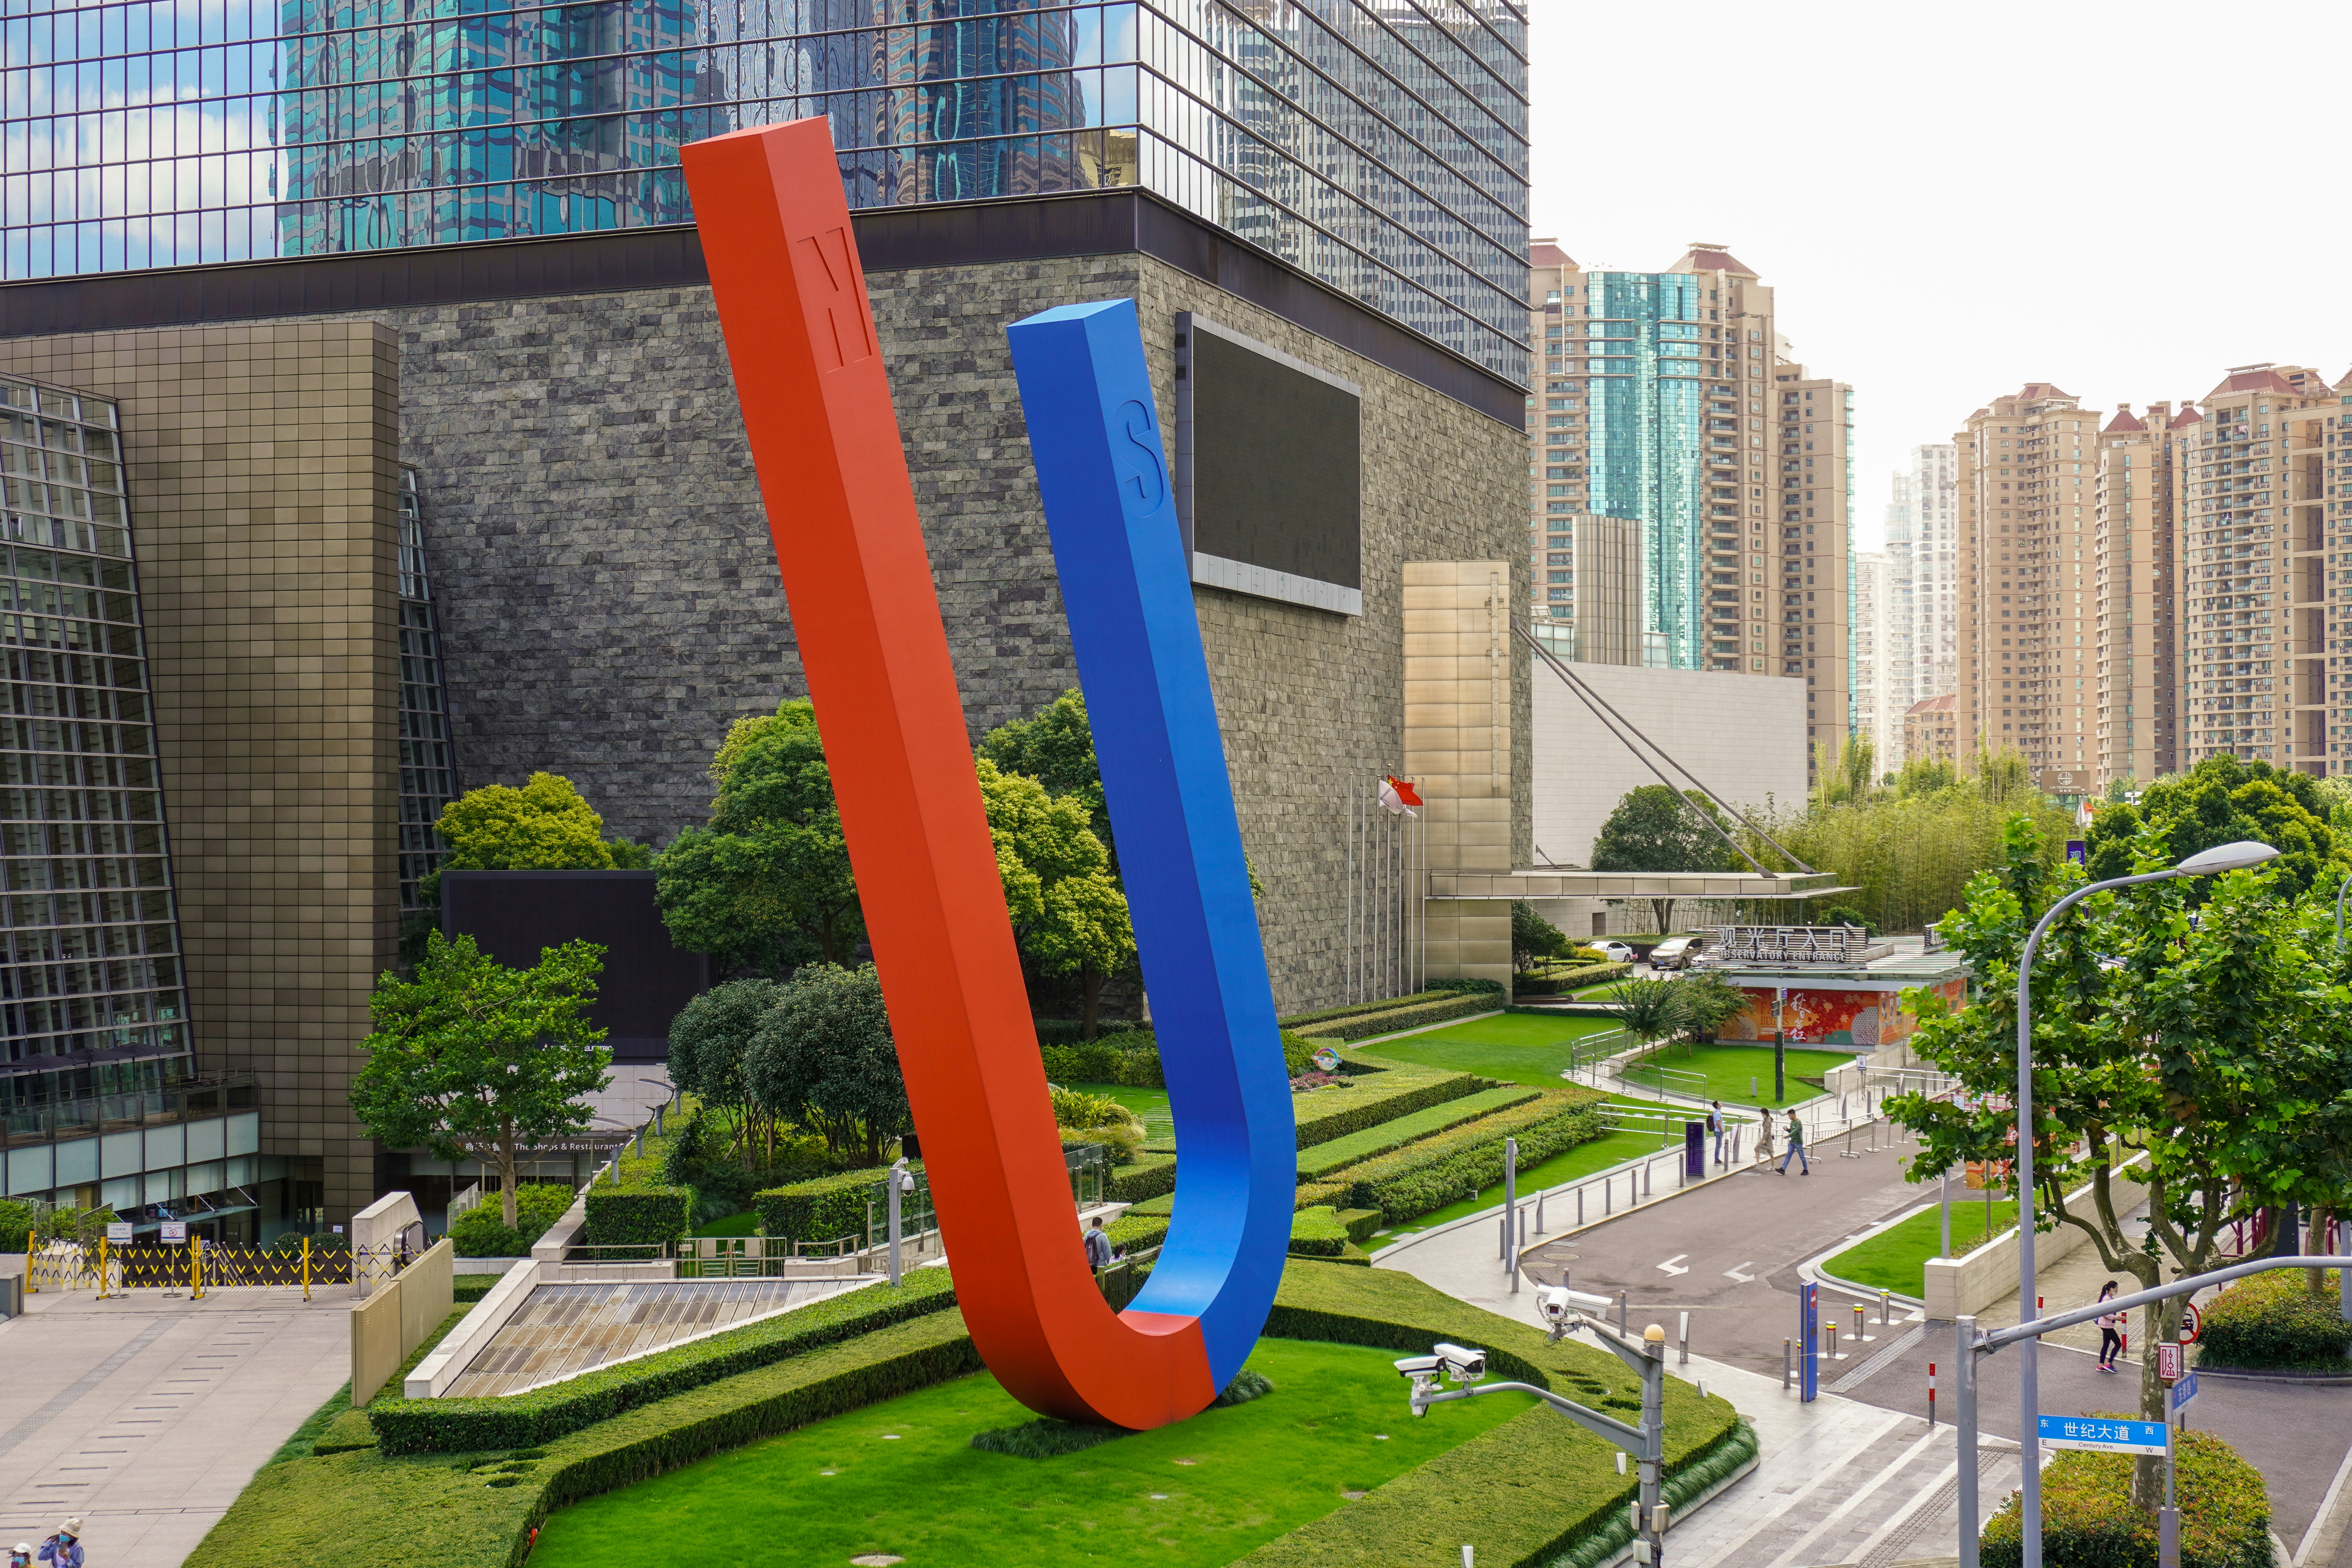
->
<box><xmin>1524</xmin><ymin>0</ymin><xmax>2352</xmax><ymax>552</ymax></box>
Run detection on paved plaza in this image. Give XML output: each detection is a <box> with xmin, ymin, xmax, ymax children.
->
<box><xmin>0</xmin><ymin>1280</ymin><xmax>351</xmax><ymax>1568</ymax></box>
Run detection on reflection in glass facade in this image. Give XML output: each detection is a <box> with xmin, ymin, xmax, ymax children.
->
<box><xmin>0</xmin><ymin>374</ymin><xmax>193</xmax><ymax>1116</ymax></box>
<box><xmin>4</xmin><ymin>0</ymin><xmax>1529</xmax><ymax>377</ymax></box>
<box><xmin>395</xmin><ymin>468</ymin><xmax>457</xmax><ymax>914</ymax></box>
<box><xmin>1581</xmin><ymin>271</ymin><xmax>1712</xmax><ymax>670</ymax></box>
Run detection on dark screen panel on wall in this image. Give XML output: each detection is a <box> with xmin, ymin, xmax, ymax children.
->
<box><xmin>1175</xmin><ymin>313</ymin><xmax>1362</xmax><ymax>615</ymax></box>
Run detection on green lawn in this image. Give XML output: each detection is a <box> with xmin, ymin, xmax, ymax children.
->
<box><xmin>528</xmin><ymin>1339</ymin><xmax>1533</xmax><ymax>1568</ymax></box>
<box><xmin>688</xmin><ymin>1209</ymin><xmax>763</xmax><ymax>1238</ymax></box>
<box><xmin>1070</xmin><ymin>1083</ymin><xmax>1174</xmax><ymax>1145</ymax></box>
<box><xmin>1352</xmin><ymin>1012</ymin><xmax>1625</xmax><ymax>1086</ymax></box>
<box><xmin>1616</xmin><ymin>1042</ymin><xmax>1857</xmax><ymax>1107</ymax></box>
<box><xmin>1824</xmin><ymin>1196</ymin><xmax>2020</xmax><ymax>1296</ymax></box>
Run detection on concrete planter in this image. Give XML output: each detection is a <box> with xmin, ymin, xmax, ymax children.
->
<box><xmin>1922</xmin><ymin>1160</ymin><xmax>2149</xmax><ymax>1321</ymax></box>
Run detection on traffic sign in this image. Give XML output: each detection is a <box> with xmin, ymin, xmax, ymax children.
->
<box><xmin>159</xmin><ymin>1221</ymin><xmax>187</xmax><ymax>1245</ymax></box>
<box><xmin>104</xmin><ymin>1222</ymin><xmax>132</xmax><ymax>1244</ymax></box>
<box><xmin>2178</xmin><ymin>1302</ymin><xmax>2201</xmax><ymax>1344</ymax></box>
<box><xmin>2039</xmin><ymin>1415</ymin><xmax>2169</xmax><ymax>1456</ymax></box>
<box><xmin>2157</xmin><ymin>1341</ymin><xmax>2182</xmax><ymax>1382</ymax></box>
<box><xmin>2170</xmin><ymin>1370</ymin><xmax>2199</xmax><ymax>1414</ymax></box>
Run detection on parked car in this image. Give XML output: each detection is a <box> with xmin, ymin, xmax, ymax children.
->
<box><xmin>1592</xmin><ymin>941</ymin><xmax>1638</xmax><ymax>965</ymax></box>
<box><xmin>1647</xmin><ymin>935</ymin><xmax>1710</xmax><ymax>971</ymax></box>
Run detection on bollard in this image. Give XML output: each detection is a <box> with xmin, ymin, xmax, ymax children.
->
<box><xmin>1577</xmin><ymin>1186</ymin><xmax>1585</xmax><ymax>1227</ymax></box>
<box><xmin>191</xmin><ymin>1236</ymin><xmax>203</xmax><ymax>1301</ymax></box>
<box><xmin>1751</xmin><ymin>1074</ymin><xmax>1758</xmax><ymax>1099</ymax></box>
<box><xmin>1854</xmin><ymin>1302</ymin><xmax>1869</xmax><ymax>1344</ymax></box>
<box><xmin>1783</xmin><ymin>1338</ymin><xmax>1792</xmax><ymax>1390</ymax></box>
<box><xmin>1880</xmin><ymin>1289</ymin><xmax>1891</xmax><ymax>1327</ymax></box>
<box><xmin>1617</xmin><ymin>1290</ymin><xmax>1627</xmax><ymax>1336</ymax></box>
<box><xmin>1604</xmin><ymin>1178</ymin><xmax>1612</xmax><ymax>1217</ymax></box>
<box><xmin>301</xmin><ymin>1234</ymin><xmax>311</xmax><ymax>1303</ymax></box>
<box><xmin>1642</xmin><ymin>1161</ymin><xmax>1651</xmax><ymax>1197</ymax></box>
<box><xmin>1678</xmin><ymin>1310</ymin><xmax>1688</xmax><ymax>1366</ymax></box>
<box><xmin>1827</xmin><ymin>1320</ymin><xmax>1839</xmax><ymax>1361</ymax></box>
<box><xmin>1928</xmin><ymin>1361</ymin><xmax>1937</xmax><ymax>1426</ymax></box>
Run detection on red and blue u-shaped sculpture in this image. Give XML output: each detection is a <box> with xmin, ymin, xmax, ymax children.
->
<box><xmin>681</xmin><ymin>118</ymin><xmax>1294</xmax><ymax>1429</ymax></box>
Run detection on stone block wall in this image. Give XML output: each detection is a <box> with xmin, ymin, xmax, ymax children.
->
<box><xmin>0</xmin><ymin>322</ymin><xmax>403</xmax><ymax>1223</ymax></box>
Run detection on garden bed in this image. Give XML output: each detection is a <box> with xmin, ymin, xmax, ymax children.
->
<box><xmin>2195</xmin><ymin>1269</ymin><xmax>2352</xmax><ymax>1372</ymax></box>
<box><xmin>1980</xmin><ymin>1420</ymin><xmax>2269</xmax><ymax>1568</ymax></box>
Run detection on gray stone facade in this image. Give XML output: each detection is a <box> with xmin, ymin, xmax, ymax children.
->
<box><xmin>384</xmin><ymin>254</ymin><xmax>1527</xmax><ymax>1011</ymax></box>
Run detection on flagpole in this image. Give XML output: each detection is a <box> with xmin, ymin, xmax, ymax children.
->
<box><xmin>1347</xmin><ymin>778</ymin><xmax>1356</xmax><ymax>1006</ymax></box>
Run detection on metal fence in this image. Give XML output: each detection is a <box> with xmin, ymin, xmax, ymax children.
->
<box><xmin>28</xmin><ymin>1236</ymin><xmax>417</xmax><ymax>1301</ymax></box>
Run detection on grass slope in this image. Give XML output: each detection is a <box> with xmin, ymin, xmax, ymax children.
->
<box><xmin>1617</xmin><ymin>1042</ymin><xmax>1857</xmax><ymax>1106</ymax></box>
<box><xmin>529</xmin><ymin>1339</ymin><xmax>1532</xmax><ymax>1568</ymax></box>
<box><xmin>1350</xmin><ymin>1012</ymin><xmax>1620</xmax><ymax>1085</ymax></box>
<box><xmin>1296</xmin><ymin>1085</ymin><xmax>1542</xmax><ymax>1181</ymax></box>
<box><xmin>1366</xmin><ymin>1125</ymin><xmax>1681</xmax><ymax>1249</ymax></box>
<box><xmin>1824</xmin><ymin>1198</ymin><xmax>2018</xmax><ymax>1296</ymax></box>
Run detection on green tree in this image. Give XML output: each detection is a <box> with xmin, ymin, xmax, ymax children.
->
<box><xmin>2085</xmin><ymin>755</ymin><xmax>2346</xmax><ymax>899</ymax></box>
<box><xmin>1602</xmin><ymin>977</ymin><xmax>1691</xmax><ymax>1060</ymax></box>
<box><xmin>745</xmin><ymin>962</ymin><xmax>910</xmax><ymax>1169</ymax></box>
<box><xmin>1887</xmin><ymin>816</ymin><xmax>2337</xmax><ymax>1507</ymax></box>
<box><xmin>657</xmin><ymin>699</ymin><xmax>863</xmax><ymax>975</ymax></box>
<box><xmin>1671</xmin><ymin>970</ymin><xmax>1751</xmax><ymax>1044</ymax></box>
<box><xmin>977</xmin><ymin>759</ymin><xmax>1135</xmax><ymax>1039</ymax></box>
<box><xmin>665</xmin><ymin>978</ymin><xmax>784</xmax><ymax>1165</ymax></box>
<box><xmin>424</xmin><ymin>772</ymin><xmax>616</xmax><ymax>905</ymax></box>
<box><xmin>350</xmin><ymin>931</ymin><xmax>612</xmax><ymax>1228</ymax></box>
<box><xmin>979</xmin><ymin>689</ymin><xmax>1114</xmax><ymax>875</ymax></box>
<box><xmin>1511</xmin><ymin>900</ymin><xmax>1571</xmax><ymax>973</ymax></box>
<box><xmin>1589</xmin><ymin>785</ymin><xmax>1738</xmax><ymax>933</ymax></box>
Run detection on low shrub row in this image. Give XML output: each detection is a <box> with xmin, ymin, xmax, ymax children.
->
<box><xmin>753</xmin><ymin>1163</ymin><xmax>924</xmax><ymax>1248</ymax></box>
<box><xmin>1039</xmin><ymin>1033</ymin><xmax>1163</xmax><ymax>1087</ymax></box>
<box><xmin>1334</xmin><ymin>1093</ymin><xmax>1608</xmax><ymax>1224</ymax></box>
<box><xmin>1296</xmin><ymin>1085</ymin><xmax>1541</xmax><ymax>1181</ymax></box>
<box><xmin>1275</xmin><ymin>989</ymin><xmax>1461</xmax><ymax>1031</ymax></box>
<box><xmin>1511</xmin><ymin>962</ymin><xmax>1630</xmax><ymax>996</ymax></box>
<box><xmin>366</xmin><ymin>1267</ymin><xmax>959</xmax><ymax>1454</ymax></box>
<box><xmin>1107</xmin><ymin>1151</ymin><xmax>1178</xmax><ymax>1205</ymax></box>
<box><xmin>1287</xmin><ymin>1206</ymin><xmax>1350</xmax><ymax>1257</ymax></box>
<box><xmin>1104</xmin><ymin>1212</ymin><xmax>1169</xmax><ymax>1254</ymax></box>
<box><xmin>449</xmin><ymin>1183</ymin><xmax>576</xmax><ymax>1258</ymax></box>
<box><xmin>1238</xmin><ymin>1262</ymin><xmax>1749</xmax><ymax>1568</ymax></box>
<box><xmin>1292</xmin><ymin>1065</ymin><xmax>1486</xmax><ymax>1150</ymax></box>
<box><xmin>1980</xmin><ymin>1421</ymin><xmax>2270</xmax><ymax>1568</ymax></box>
<box><xmin>581</xmin><ymin>1187</ymin><xmax>691</xmax><ymax>1252</ymax></box>
<box><xmin>1292</xmin><ymin>993</ymin><xmax>1497</xmax><ymax>1044</ymax></box>
<box><xmin>2197</xmin><ymin>1269</ymin><xmax>2352</xmax><ymax>1369</ymax></box>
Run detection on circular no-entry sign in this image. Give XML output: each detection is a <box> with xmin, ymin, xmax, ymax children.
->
<box><xmin>2177</xmin><ymin>1302</ymin><xmax>2201</xmax><ymax>1345</ymax></box>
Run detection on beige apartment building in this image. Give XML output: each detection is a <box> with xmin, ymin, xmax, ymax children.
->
<box><xmin>1526</xmin><ymin>239</ymin><xmax>1853</xmax><ymax>779</ymax></box>
<box><xmin>2090</xmin><ymin>401</ymin><xmax>2193</xmax><ymax>784</ymax></box>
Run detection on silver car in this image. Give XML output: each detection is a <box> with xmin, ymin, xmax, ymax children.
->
<box><xmin>1647</xmin><ymin>935</ymin><xmax>1708</xmax><ymax>971</ymax></box>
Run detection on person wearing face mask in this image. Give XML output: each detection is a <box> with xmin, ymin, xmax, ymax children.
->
<box><xmin>14</xmin><ymin>1541</ymin><xmax>36</xmax><ymax>1568</ymax></box>
<box><xmin>35</xmin><ymin>1518</ymin><xmax>80</xmax><ymax>1568</ymax></box>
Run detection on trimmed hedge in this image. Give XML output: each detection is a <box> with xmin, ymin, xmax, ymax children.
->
<box><xmin>1293</xmin><ymin>1065</ymin><xmax>1486</xmax><ymax>1149</ymax></box>
<box><xmin>366</xmin><ymin>1267</ymin><xmax>959</xmax><ymax>1454</ymax></box>
<box><xmin>1334</xmin><ymin>1093</ymin><xmax>1609</xmax><ymax>1224</ymax></box>
<box><xmin>1293</xmin><ymin>1180</ymin><xmax>1347</xmax><ymax>1211</ymax></box>
<box><xmin>1237</xmin><ymin>1261</ymin><xmax>1750</xmax><ymax>1568</ymax></box>
<box><xmin>753</xmin><ymin>1163</ymin><xmax>922</xmax><ymax>1247</ymax></box>
<box><xmin>1107</xmin><ymin>1151</ymin><xmax>1177</xmax><ymax>1204</ymax></box>
<box><xmin>1288</xmin><ymin>1206</ymin><xmax>1350</xmax><ymax>1257</ymax></box>
<box><xmin>1293</xmin><ymin>993</ymin><xmax>1497</xmax><ymax>1043</ymax></box>
<box><xmin>1039</xmin><ymin>1033</ymin><xmax>1163</xmax><ymax>1088</ymax></box>
<box><xmin>1981</xmin><ymin>1421</ymin><xmax>2270</xmax><ymax>1568</ymax></box>
<box><xmin>581</xmin><ymin>1187</ymin><xmax>690</xmax><ymax>1253</ymax></box>
<box><xmin>1512</xmin><ymin>962</ymin><xmax>1630</xmax><ymax>996</ymax></box>
<box><xmin>1296</xmin><ymin>1085</ymin><xmax>1541</xmax><ymax>1180</ymax></box>
<box><xmin>1277</xmin><ymin>989</ymin><xmax>1461</xmax><ymax>1031</ymax></box>
<box><xmin>449</xmin><ymin>1183</ymin><xmax>576</xmax><ymax>1258</ymax></box>
<box><xmin>2197</xmin><ymin>1269</ymin><xmax>2352</xmax><ymax>1370</ymax></box>
<box><xmin>1104</xmin><ymin>1212</ymin><xmax>1169</xmax><ymax>1253</ymax></box>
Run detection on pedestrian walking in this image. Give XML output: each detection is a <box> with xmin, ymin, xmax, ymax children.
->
<box><xmin>14</xmin><ymin>1541</ymin><xmax>34</xmax><ymax>1568</ymax></box>
<box><xmin>1083</xmin><ymin>1216</ymin><xmax>1114</xmax><ymax>1270</ymax></box>
<box><xmin>36</xmin><ymin>1519</ymin><xmax>80</xmax><ymax>1568</ymax></box>
<box><xmin>1756</xmin><ymin>1106</ymin><xmax>1775</xmax><ymax>1164</ymax></box>
<box><xmin>1776</xmin><ymin>1109</ymin><xmax>1809</xmax><ymax>1175</ymax></box>
<box><xmin>2094</xmin><ymin>1280</ymin><xmax>2124</xmax><ymax>1372</ymax></box>
<box><xmin>1707</xmin><ymin>1100</ymin><xmax>1727</xmax><ymax>1166</ymax></box>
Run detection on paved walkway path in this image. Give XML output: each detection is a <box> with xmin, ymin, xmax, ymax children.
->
<box><xmin>0</xmin><ymin>1283</ymin><xmax>352</xmax><ymax>1568</ymax></box>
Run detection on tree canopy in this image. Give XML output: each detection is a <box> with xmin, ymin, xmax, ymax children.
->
<box><xmin>1510</xmin><ymin>900</ymin><xmax>1571</xmax><ymax>972</ymax></box>
<box><xmin>349</xmin><ymin>931</ymin><xmax>611</xmax><ymax>1227</ymax></box>
<box><xmin>2085</xmin><ymin>754</ymin><xmax>2347</xmax><ymax>900</ymax></box>
<box><xmin>665</xmin><ymin>977</ymin><xmax>784</xmax><ymax>1163</ymax></box>
<box><xmin>744</xmin><ymin>962</ymin><xmax>910</xmax><ymax>1169</ymax></box>
<box><xmin>425</xmin><ymin>771</ymin><xmax>617</xmax><ymax>904</ymax></box>
<box><xmin>1590</xmin><ymin>785</ymin><xmax>1737</xmax><ymax>931</ymax></box>
<box><xmin>657</xmin><ymin>699</ymin><xmax>864</xmax><ymax>975</ymax></box>
<box><xmin>978</xmin><ymin>758</ymin><xmax>1134</xmax><ymax>1037</ymax></box>
<box><xmin>978</xmin><ymin>688</ymin><xmax>1114</xmax><ymax>875</ymax></box>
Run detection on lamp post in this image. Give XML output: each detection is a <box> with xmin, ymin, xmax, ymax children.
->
<box><xmin>2011</xmin><ymin>839</ymin><xmax>2276</xmax><ymax>1568</ymax></box>
<box><xmin>2335</xmin><ymin>871</ymin><xmax>2352</xmax><ymax>954</ymax></box>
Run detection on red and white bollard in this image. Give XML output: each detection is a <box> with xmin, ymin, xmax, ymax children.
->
<box><xmin>1928</xmin><ymin>1361</ymin><xmax>1937</xmax><ymax>1426</ymax></box>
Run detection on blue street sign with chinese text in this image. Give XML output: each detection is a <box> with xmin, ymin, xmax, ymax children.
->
<box><xmin>2170</xmin><ymin>1371</ymin><xmax>2198</xmax><ymax>1414</ymax></box>
<box><xmin>2038</xmin><ymin>1414</ymin><xmax>2168</xmax><ymax>1455</ymax></box>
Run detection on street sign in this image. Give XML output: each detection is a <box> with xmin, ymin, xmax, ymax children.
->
<box><xmin>2178</xmin><ymin>1302</ymin><xmax>2202</xmax><ymax>1344</ymax></box>
<box><xmin>2065</xmin><ymin>838</ymin><xmax>2087</xmax><ymax>864</ymax></box>
<box><xmin>104</xmin><ymin>1222</ymin><xmax>132</xmax><ymax>1244</ymax></box>
<box><xmin>1799</xmin><ymin>1281</ymin><xmax>1818</xmax><ymax>1403</ymax></box>
<box><xmin>159</xmin><ymin>1221</ymin><xmax>187</xmax><ymax>1245</ymax></box>
<box><xmin>2170</xmin><ymin>1370</ymin><xmax>2199</xmax><ymax>1414</ymax></box>
<box><xmin>2038</xmin><ymin>1415</ymin><xmax>2169</xmax><ymax>1456</ymax></box>
<box><xmin>2157</xmin><ymin>1341</ymin><xmax>2182</xmax><ymax>1382</ymax></box>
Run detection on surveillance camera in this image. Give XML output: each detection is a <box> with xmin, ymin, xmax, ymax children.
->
<box><xmin>1433</xmin><ymin>1343</ymin><xmax>1487</xmax><ymax>1383</ymax></box>
<box><xmin>1537</xmin><ymin>1287</ymin><xmax>1571</xmax><ymax>1321</ymax></box>
<box><xmin>1393</xmin><ymin>1354</ymin><xmax>1443</xmax><ymax>1378</ymax></box>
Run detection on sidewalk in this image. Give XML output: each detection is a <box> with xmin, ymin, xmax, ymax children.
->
<box><xmin>0</xmin><ymin>1284</ymin><xmax>353</xmax><ymax>1568</ymax></box>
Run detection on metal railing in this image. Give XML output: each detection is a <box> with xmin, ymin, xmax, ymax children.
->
<box><xmin>29</xmin><ymin>1234</ymin><xmax>415</xmax><ymax>1301</ymax></box>
<box><xmin>0</xmin><ymin>1073</ymin><xmax>259</xmax><ymax>1151</ymax></box>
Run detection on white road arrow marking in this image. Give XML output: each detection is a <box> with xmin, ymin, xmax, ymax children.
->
<box><xmin>1656</xmin><ymin>1254</ymin><xmax>1690</xmax><ymax>1276</ymax></box>
<box><xmin>1724</xmin><ymin>1262</ymin><xmax>1756</xmax><ymax>1283</ymax></box>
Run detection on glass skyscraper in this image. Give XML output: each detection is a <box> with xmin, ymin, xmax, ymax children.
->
<box><xmin>3</xmin><ymin>0</ymin><xmax>1529</xmax><ymax>378</ymax></box>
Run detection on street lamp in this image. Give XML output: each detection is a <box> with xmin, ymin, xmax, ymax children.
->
<box><xmin>2011</xmin><ymin>839</ymin><xmax>2276</xmax><ymax>1568</ymax></box>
